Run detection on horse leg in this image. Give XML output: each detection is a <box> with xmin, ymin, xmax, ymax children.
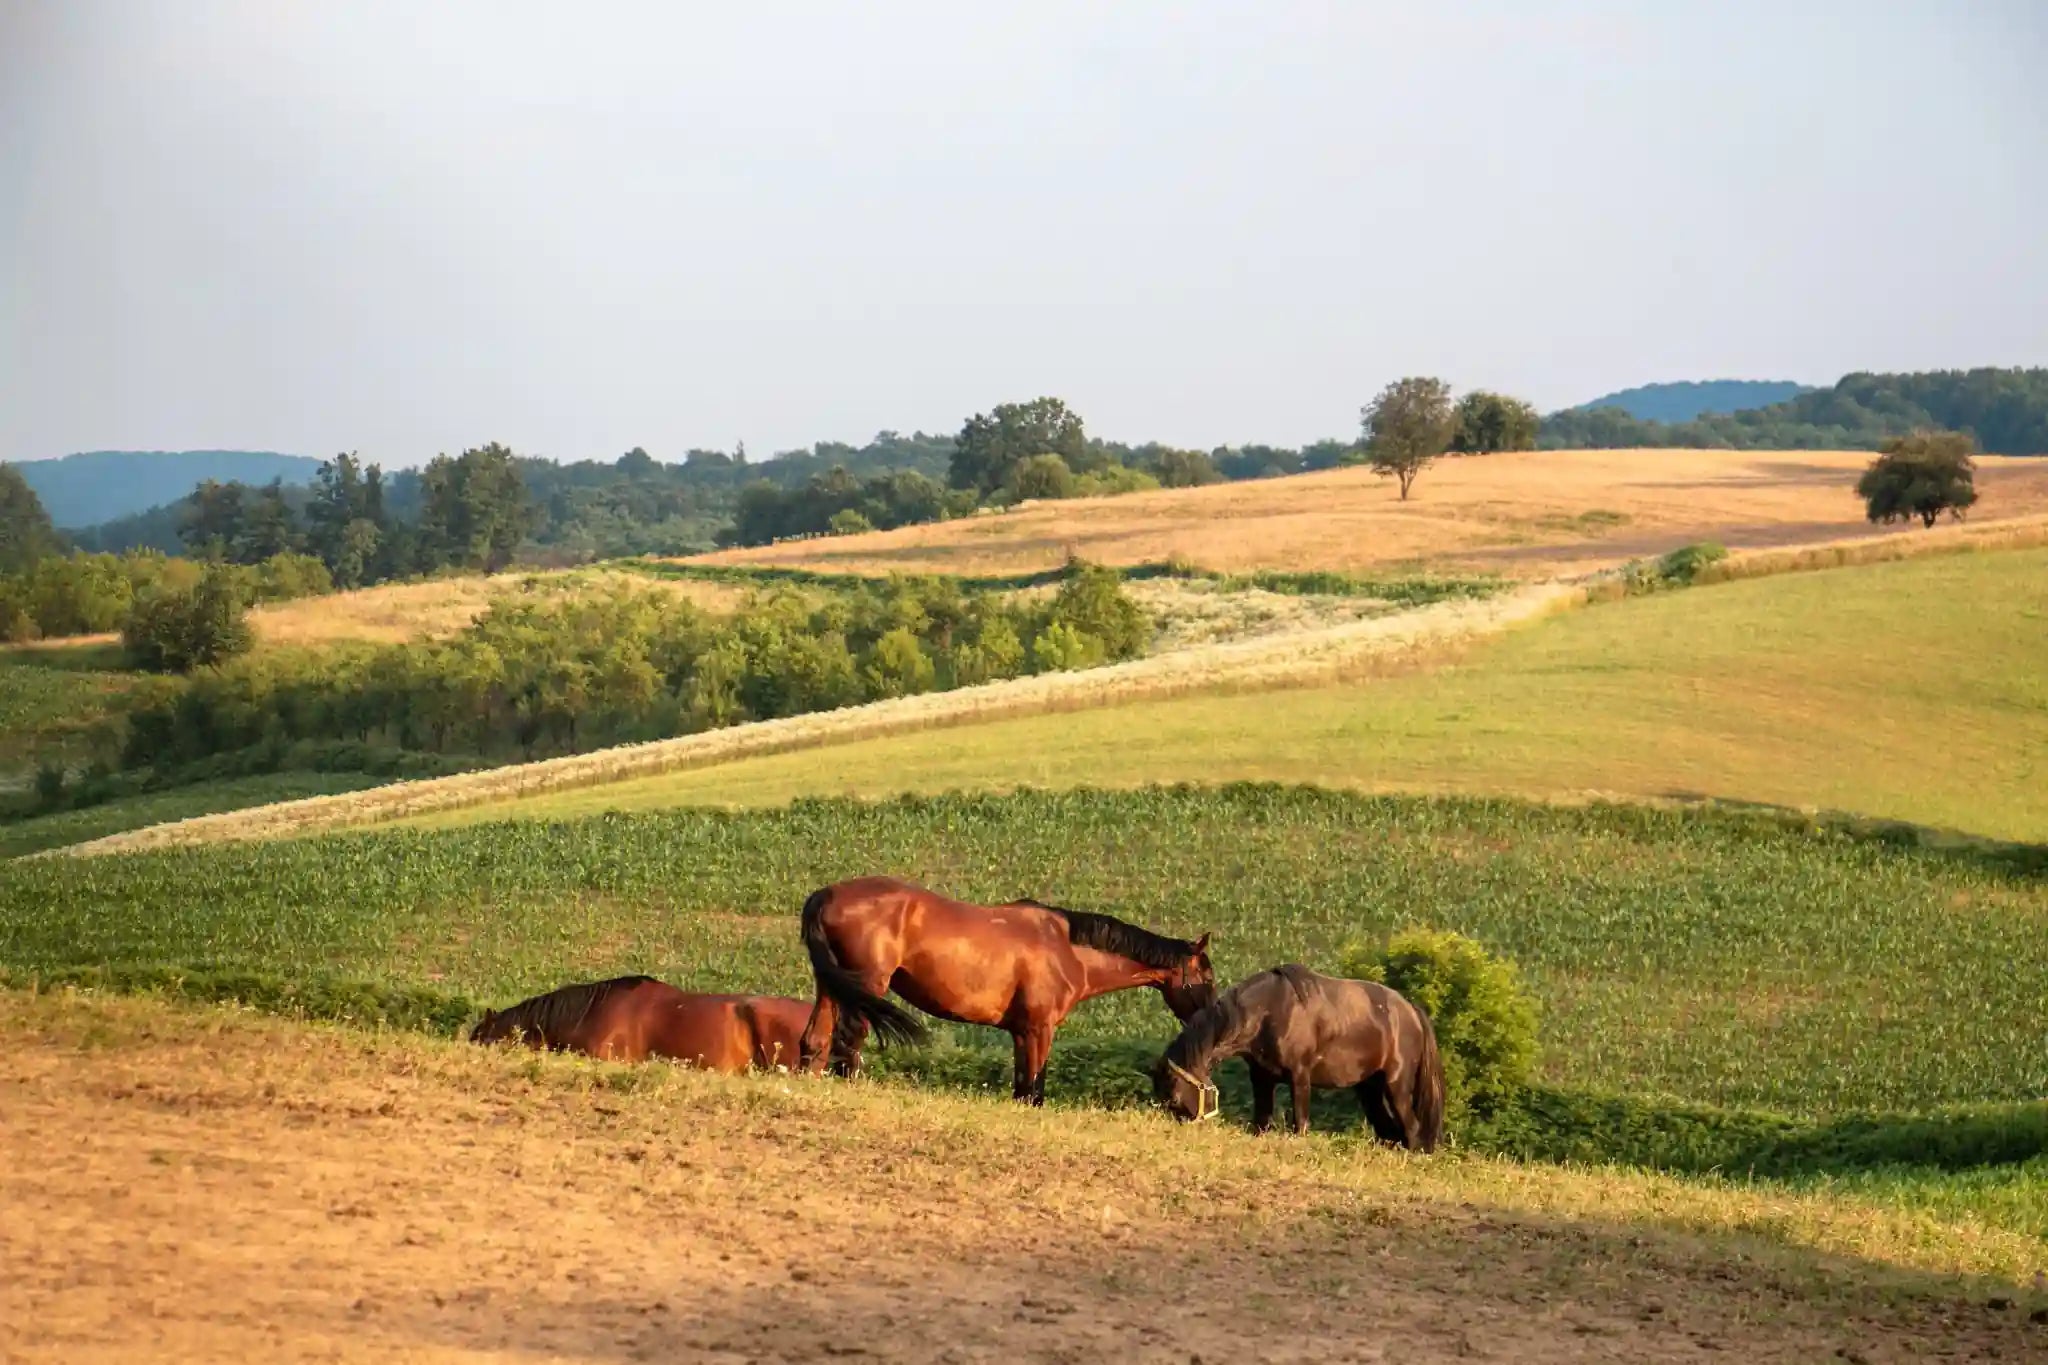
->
<box><xmin>1384</xmin><ymin>1068</ymin><xmax>1424</xmax><ymax>1151</ymax></box>
<box><xmin>832</xmin><ymin>1010</ymin><xmax>870</xmax><ymax>1079</ymax></box>
<box><xmin>1356</xmin><ymin>1076</ymin><xmax>1405</xmax><ymax>1145</ymax></box>
<box><xmin>1289</xmin><ymin>1068</ymin><xmax>1314</xmax><ymax>1135</ymax></box>
<box><xmin>1013</xmin><ymin>1024</ymin><xmax>1054</xmax><ymax>1106</ymax></box>
<box><xmin>1248</xmin><ymin>1061</ymin><xmax>1279</xmax><ymax>1134</ymax></box>
<box><xmin>798</xmin><ymin>995</ymin><xmax>838</xmax><ymax>1076</ymax></box>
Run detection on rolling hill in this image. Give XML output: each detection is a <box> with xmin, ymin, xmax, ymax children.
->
<box><xmin>1573</xmin><ymin>379</ymin><xmax>1814</xmax><ymax>422</ymax></box>
<box><xmin>15</xmin><ymin>450</ymin><xmax>320</xmax><ymax>528</ymax></box>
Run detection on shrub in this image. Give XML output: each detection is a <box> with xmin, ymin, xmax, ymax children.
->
<box><xmin>862</xmin><ymin>627</ymin><xmax>936</xmax><ymax>699</ymax></box>
<box><xmin>122</xmin><ymin>569</ymin><xmax>255</xmax><ymax>673</ymax></box>
<box><xmin>1654</xmin><ymin>540</ymin><xmax>1727</xmax><ymax>586</ymax></box>
<box><xmin>32</xmin><ymin>761</ymin><xmax>65</xmax><ymax>810</ymax></box>
<box><xmin>826</xmin><ymin>509</ymin><xmax>874</xmax><ymax>536</ymax></box>
<box><xmin>1038</xmin><ymin>559</ymin><xmax>1149</xmax><ymax>661</ymax></box>
<box><xmin>1339</xmin><ymin>927</ymin><xmax>1539</xmax><ymax>1120</ymax></box>
<box><xmin>1009</xmin><ymin>453</ymin><xmax>1076</xmax><ymax>501</ymax></box>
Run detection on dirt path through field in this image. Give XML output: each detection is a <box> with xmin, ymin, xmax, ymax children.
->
<box><xmin>3</xmin><ymin>992</ymin><xmax>2039</xmax><ymax>1364</ymax></box>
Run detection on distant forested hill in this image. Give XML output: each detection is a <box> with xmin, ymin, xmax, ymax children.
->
<box><xmin>17</xmin><ymin>450</ymin><xmax>320</xmax><ymax>528</ymax></box>
<box><xmin>1574</xmin><ymin>380</ymin><xmax>1814</xmax><ymax>423</ymax></box>
<box><xmin>1542</xmin><ymin>368</ymin><xmax>2048</xmax><ymax>454</ymax></box>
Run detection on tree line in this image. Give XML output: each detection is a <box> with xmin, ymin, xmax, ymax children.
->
<box><xmin>1539</xmin><ymin>368</ymin><xmax>2048</xmax><ymax>454</ymax></box>
<box><xmin>118</xmin><ymin>563</ymin><xmax>1150</xmax><ymax>771</ymax></box>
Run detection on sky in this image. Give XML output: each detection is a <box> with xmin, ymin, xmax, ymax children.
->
<box><xmin>2</xmin><ymin>1</ymin><xmax>2044</xmax><ymax>467</ymax></box>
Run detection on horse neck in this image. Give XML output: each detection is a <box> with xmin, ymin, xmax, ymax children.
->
<box><xmin>1169</xmin><ymin>999</ymin><xmax>1259</xmax><ymax>1078</ymax></box>
<box><xmin>1068</xmin><ymin>944</ymin><xmax>1168</xmax><ymax>1006</ymax></box>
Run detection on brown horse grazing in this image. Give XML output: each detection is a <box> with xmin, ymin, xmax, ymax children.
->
<box><xmin>797</xmin><ymin>876</ymin><xmax>1217</xmax><ymax>1104</ymax></box>
<box><xmin>470</xmin><ymin>976</ymin><xmax>812</xmax><ymax>1073</ymax></box>
<box><xmin>1153</xmin><ymin>964</ymin><xmax>1444</xmax><ymax>1150</ymax></box>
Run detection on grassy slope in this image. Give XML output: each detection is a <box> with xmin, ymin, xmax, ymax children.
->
<box><xmin>7</xmin><ymin>789</ymin><xmax>2044</xmax><ymax>1115</ymax></box>
<box><xmin>0</xmin><ymin>773</ymin><xmax>389</xmax><ymax>858</ymax></box>
<box><xmin>691</xmin><ymin>447</ymin><xmax>2048</xmax><ymax>578</ymax></box>
<box><xmin>441</xmin><ymin>546</ymin><xmax>2048</xmax><ymax>841</ymax></box>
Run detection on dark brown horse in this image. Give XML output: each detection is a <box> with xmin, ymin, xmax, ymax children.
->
<box><xmin>797</xmin><ymin>876</ymin><xmax>1216</xmax><ymax>1103</ymax></box>
<box><xmin>470</xmin><ymin>976</ymin><xmax>812</xmax><ymax>1073</ymax></box>
<box><xmin>1153</xmin><ymin>964</ymin><xmax>1444</xmax><ymax>1150</ymax></box>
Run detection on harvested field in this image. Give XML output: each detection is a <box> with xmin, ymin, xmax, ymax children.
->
<box><xmin>3</xmin><ymin>989</ymin><xmax>2042</xmax><ymax>1364</ymax></box>
<box><xmin>248</xmin><ymin>569</ymin><xmax>752</xmax><ymax>647</ymax></box>
<box><xmin>687</xmin><ymin>448</ymin><xmax>2048</xmax><ymax>578</ymax></box>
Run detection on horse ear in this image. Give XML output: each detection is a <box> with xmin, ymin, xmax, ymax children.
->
<box><xmin>1193</xmin><ymin>932</ymin><xmax>1211</xmax><ymax>954</ymax></box>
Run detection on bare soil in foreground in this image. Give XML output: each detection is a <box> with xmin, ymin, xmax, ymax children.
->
<box><xmin>3</xmin><ymin>992</ymin><xmax>2041</xmax><ymax>1364</ymax></box>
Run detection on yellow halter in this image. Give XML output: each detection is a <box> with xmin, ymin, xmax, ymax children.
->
<box><xmin>1164</xmin><ymin>1058</ymin><xmax>1220</xmax><ymax>1121</ymax></box>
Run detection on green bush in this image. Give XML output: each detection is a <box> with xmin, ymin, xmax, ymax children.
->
<box><xmin>826</xmin><ymin>509</ymin><xmax>874</xmax><ymax>536</ymax></box>
<box><xmin>1339</xmin><ymin>927</ymin><xmax>1539</xmax><ymax>1120</ymax></box>
<box><xmin>121</xmin><ymin>569</ymin><xmax>255</xmax><ymax>673</ymax></box>
<box><xmin>1655</xmin><ymin>540</ymin><xmax>1728</xmax><ymax>586</ymax></box>
<box><xmin>1009</xmin><ymin>453</ymin><xmax>1076</xmax><ymax>501</ymax></box>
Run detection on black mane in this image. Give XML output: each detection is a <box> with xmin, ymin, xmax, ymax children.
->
<box><xmin>1163</xmin><ymin>966</ymin><xmax>1306</xmax><ymax>1070</ymax></box>
<box><xmin>473</xmin><ymin>974</ymin><xmax>659</xmax><ymax>1045</ymax></box>
<box><xmin>1017</xmin><ymin>897</ymin><xmax>1197</xmax><ymax>970</ymax></box>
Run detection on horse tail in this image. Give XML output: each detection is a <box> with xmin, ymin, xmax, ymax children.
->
<box><xmin>1410</xmin><ymin>1006</ymin><xmax>1446</xmax><ymax>1154</ymax></box>
<box><xmin>800</xmin><ymin>886</ymin><xmax>928</xmax><ymax>1049</ymax></box>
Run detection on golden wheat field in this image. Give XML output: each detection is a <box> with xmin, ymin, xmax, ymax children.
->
<box><xmin>246</xmin><ymin>569</ymin><xmax>751</xmax><ymax>647</ymax></box>
<box><xmin>689</xmin><ymin>447</ymin><xmax>2048</xmax><ymax>578</ymax></box>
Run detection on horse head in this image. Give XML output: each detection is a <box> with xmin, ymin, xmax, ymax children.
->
<box><xmin>1158</xmin><ymin>931</ymin><xmax>1216</xmax><ymax>1020</ymax></box>
<box><xmin>1151</xmin><ymin>1053</ymin><xmax>1220</xmax><ymax>1123</ymax></box>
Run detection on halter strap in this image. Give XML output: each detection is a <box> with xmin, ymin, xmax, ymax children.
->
<box><xmin>1164</xmin><ymin>1057</ymin><xmax>1220</xmax><ymax>1121</ymax></box>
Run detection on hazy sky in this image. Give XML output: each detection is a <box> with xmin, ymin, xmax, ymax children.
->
<box><xmin>3</xmin><ymin>1</ymin><xmax>2044</xmax><ymax>466</ymax></box>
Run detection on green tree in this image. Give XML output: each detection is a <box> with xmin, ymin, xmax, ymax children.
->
<box><xmin>418</xmin><ymin>443</ymin><xmax>533</xmax><ymax>572</ymax></box>
<box><xmin>0</xmin><ymin>464</ymin><xmax>62</xmax><ymax>574</ymax></box>
<box><xmin>1449</xmin><ymin>391</ymin><xmax>1541</xmax><ymax>454</ymax></box>
<box><xmin>1856</xmin><ymin>430</ymin><xmax>1979</xmax><ymax>528</ymax></box>
<box><xmin>121</xmin><ymin>568</ymin><xmax>255</xmax><ymax>673</ymax></box>
<box><xmin>1009</xmin><ymin>453</ymin><xmax>1076</xmax><ymax>501</ymax></box>
<box><xmin>949</xmin><ymin>397</ymin><xmax>1090</xmax><ymax>495</ymax></box>
<box><xmin>234</xmin><ymin>480</ymin><xmax>301</xmax><ymax>563</ymax></box>
<box><xmin>306</xmin><ymin>453</ymin><xmax>389</xmax><ymax>585</ymax></box>
<box><xmin>1362</xmin><ymin>377</ymin><xmax>1457</xmax><ymax>500</ymax></box>
<box><xmin>862</xmin><ymin>627</ymin><xmax>936</xmax><ymax>699</ymax></box>
<box><xmin>1150</xmin><ymin>447</ymin><xmax>1222</xmax><ymax>488</ymax></box>
<box><xmin>178</xmin><ymin>480</ymin><xmax>250</xmax><ymax>560</ymax></box>
<box><xmin>827</xmin><ymin>508</ymin><xmax>874</xmax><ymax>536</ymax></box>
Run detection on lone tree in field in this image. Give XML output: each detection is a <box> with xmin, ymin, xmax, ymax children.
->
<box><xmin>1856</xmin><ymin>430</ymin><xmax>1979</xmax><ymax>528</ymax></box>
<box><xmin>1362</xmin><ymin>377</ymin><xmax>1458</xmax><ymax>500</ymax></box>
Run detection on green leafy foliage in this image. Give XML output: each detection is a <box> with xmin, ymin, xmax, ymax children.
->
<box><xmin>1339</xmin><ymin>928</ymin><xmax>1539</xmax><ymax>1119</ymax></box>
<box><xmin>0</xmin><ymin>464</ymin><xmax>63</xmax><ymax>575</ymax></box>
<box><xmin>1362</xmin><ymin>376</ymin><xmax>1457</xmax><ymax>499</ymax></box>
<box><xmin>949</xmin><ymin>396</ymin><xmax>1094</xmax><ymax>495</ymax></box>
<box><xmin>1449</xmin><ymin>392</ymin><xmax>1541</xmax><ymax>454</ymax></box>
<box><xmin>1009</xmin><ymin>453</ymin><xmax>1076</xmax><ymax>501</ymax></box>
<box><xmin>826</xmin><ymin>508</ymin><xmax>874</xmax><ymax>536</ymax></box>
<box><xmin>116</xmin><ymin>565</ymin><xmax>1152</xmax><ymax>769</ymax></box>
<box><xmin>120</xmin><ymin>568</ymin><xmax>256</xmax><ymax>673</ymax></box>
<box><xmin>1540</xmin><ymin>367</ymin><xmax>2048</xmax><ymax>454</ymax></box>
<box><xmin>1857</xmin><ymin>430</ymin><xmax>1980</xmax><ymax>528</ymax></box>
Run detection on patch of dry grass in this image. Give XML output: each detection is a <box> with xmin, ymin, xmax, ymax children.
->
<box><xmin>248</xmin><ymin>569</ymin><xmax>750</xmax><ymax>647</ymax></box>
<box><xmin>686</xmin><ymin>447</ymin><xmax>2048</xmax><ymax>579</ymax></box>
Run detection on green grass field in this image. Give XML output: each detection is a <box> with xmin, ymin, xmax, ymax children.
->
<box><xmin>0</xmin><ymin>653</ymin><xmax>156</xmax><ymax>774</ymax></box>
<box><xmin>420</xmin><ymin>547</ymin><xmax>2048</xmax><ymax>841</ymax></box>
<box><xmin>7</xmin><ymin>787</ymin><xmax>2044</xmax><ymax>1115</ymax></box>
<box><xmin>0</xmin><ymin>772</ymin><xmax>390</xmax><ymax>858</ymax></box>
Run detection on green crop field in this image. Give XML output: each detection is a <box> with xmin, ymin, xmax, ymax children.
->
<box><xmin>7</xmin><ymin>787</ymin><xmax>2044</xmax><ymax>1115</ymax></box>
<box><xmin>0</xmin><ymin>772</ymin><xmax>390</xmax><ymax>858</ymax></box>
<box><xmin>423</xmin><ymin>547</ymin><xmax>2048</xmax><ymax>842</ymax></box>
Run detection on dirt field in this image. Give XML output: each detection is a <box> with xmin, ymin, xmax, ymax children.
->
<box><xmin>4</xmin><ymin>991</ymin><xmax>2040</xmax><ymax>1364</ymax></box>
<box><xmin>688</xmin><ymin>448</ymin><xmax>2048</xmax><ymax>578</ymax></box>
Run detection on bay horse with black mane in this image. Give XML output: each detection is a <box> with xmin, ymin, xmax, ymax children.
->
<box><xmin>1153</xmin><ymin>963</ymin><xmax>1444</xmax><ymax>1150</ymax></box>
<box><xmin>470</xmin><ymin>976</ymin><xmax>812</xmax><ymax>1073</ymax></box>
<box><xmin>798</xmin><ymin>876</ymin><xmax>1216</xmax><ymax>1103</ymax></box>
